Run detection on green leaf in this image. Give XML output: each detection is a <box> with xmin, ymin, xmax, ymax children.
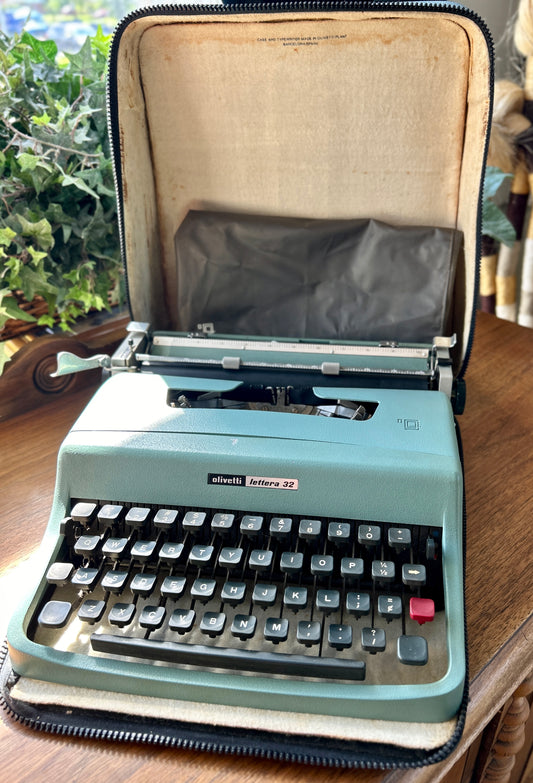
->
<box><xmin>482</xmin><ymin>200</ymin><xmax>516</xmax><ymax>248</ymax></box>
<box><xmin>20</xmin><ymin>32</ymin><xmax>58</xmax><ymax>64</ymax></box>
<box><xmin>0</xmin><ymin>291</ymin><xmax>38</xmax><ymax>323</ymax></box>
<box><xmin>61</xmin><ymin>173</ymin><xmax>99</xmax><ymax>198</ymax></box>
<box><xmin>17</xmin><ymin>152</ymin><xmax>39</xmax><ymax>171</ymax></box>
<box><xmin>0</xmin><ymin>227</ymin><xmax>16</xmax><ymax>247</ymax></box>
<box><xmin>90</xmin><ymin>26</ymin><xmax>112</xmax><ymax>59</ymax></box>
<box><xmin>16</xmin><ymin>215</ymin><xmax>54</xmax><ymax>251</ymax></box>
<box><xmin>27</xmin><ymin>246</ymin><xmax>48</xmax><ymax>265</ymax></box>
<box><xmin>17</xmin><ymin>264</ymin><xmax>56</xmax><ymax>302</ymax></box>
<box><xmin>482</xmin><ymin>167</ymin><xmax>516</xmax><ymax>247</ymax></box>
<box><xmin>65</xmin><ymin>37</ymin><xmax>96</xmax><ymax>78</ymax></box>
<box><xmin>484</xmin><ymin>166</ymin><xmax>511</xmax><ymax>200</ymax></box>
<box><xmin>36</xmin><ymin>313</ymin><xmax>56</xmax><ymax>328</ymax></box>
<box><xmin>31</xmin><ymin>111</ymin><xmax>52</xmax><ymax>126</ymax></box>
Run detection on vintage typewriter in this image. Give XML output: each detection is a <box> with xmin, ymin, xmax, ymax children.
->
<box><xmin>3</xmin><ymin>2</ymin><xmax>493</xmax><ymax>767</ymax></box>
<box><xmin>7</xmin><ymin>318</ymin><xmax>465</xmax><ymax>725</ymax></box>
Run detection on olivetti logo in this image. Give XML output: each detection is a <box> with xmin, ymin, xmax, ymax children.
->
<box><xmin>208</xmin><ymin>473</ymin><xmax>299</xmax><ymax>490</ymax></box>
<box><xmin>208</xmin><ymin>473</ymin><xmax>246</xmax><ymax>486</ymax></box>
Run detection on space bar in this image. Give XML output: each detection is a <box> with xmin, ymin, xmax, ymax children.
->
<box><xmin>90</xmin><ymin>634</ymin><xmax>366</xmax><ymax>680</ymax></box>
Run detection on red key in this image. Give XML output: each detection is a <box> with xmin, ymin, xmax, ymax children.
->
<box><xmin>409</xmin><ymin>597</ymin><xmax>435</xmax><ymax>625</ymax></box>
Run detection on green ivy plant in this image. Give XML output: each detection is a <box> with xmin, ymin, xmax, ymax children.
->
<box><xmin>0</xmin><ymin>27</ymin><xmax>122</xmax><ymax>373</ymax></box>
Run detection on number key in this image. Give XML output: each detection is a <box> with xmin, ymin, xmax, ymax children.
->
<box><xmin>153</xmin><ymin>508</ymin><xmax>178</xmax><ymax>530</ymax></box>
<box><xmin>328</xmin><ymin>521</ymin><xmax>351</xmax><ymax>544</ymax></box>
<box><xmin>298</xmin><ymin>519</ymin><xmax>321</xmax><ymax>540</ymax></box>
<box><xmin>211</xmin><ymin>513</ymin><xmax>235</xmax><ymax>533</ymax></box>
<box><xmin>240</xmin><ymin>515</ymin><xmax>263</xmax><ymax>537</ymax></box>
<box><xmin>97</xmin><ymin>504</ymin><xmax>124</xmax><ymax>528</ymax></box>
<box><xmin>358</xmin><ymin>524</ymin><xmax>381</xmax><ymax>547</ymax></box>
<box><xmin>269</xmin><ymin>517</ymin><xmax>292</xmax><ymax>539</ymax></box>
<box><xmin>125</xmin><ymin>506</ymin><xmax>151</xmax><ymax>528</ymax></box>
<box><xmin>183</xmin><ymin>511</ymin><xmax>206</xmax><ymax>531</ymax></box>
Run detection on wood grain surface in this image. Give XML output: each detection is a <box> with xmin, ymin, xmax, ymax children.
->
<box><xmin>0</xmin><ymin>311</ymin><xmax>532</xmax><ymax>783</ymax></box>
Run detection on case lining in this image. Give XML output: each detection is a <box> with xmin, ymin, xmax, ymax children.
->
<box><xmin>113</xmin><ymin>10</ymin><xmax>490</xmax><ymax>367</ymax></box>
<box><xmin>10</xmin><ymin>676</ymin><xmax>458</xmax><ymax>751</ymax></box>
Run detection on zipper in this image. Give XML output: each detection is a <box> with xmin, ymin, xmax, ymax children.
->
<box><xmin>0</xmin><ymin>635</ymin><xmax>468</xmax><ymax>769</ymax></box>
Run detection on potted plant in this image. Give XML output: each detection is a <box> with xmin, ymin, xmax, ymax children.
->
<box><xmin>0</xmin><ymin>27</ymin><xmax>122</xmax><ymax>373</ymax></box>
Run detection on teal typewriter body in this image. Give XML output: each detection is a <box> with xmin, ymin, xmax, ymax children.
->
<box><xmin>8</xmin><ymin>332</ymin><xmax>465</xmax><ymax>724</ymax></box>
<box><xmin>3</xmin><ymin>1</ymin><xmax>493</xmax><ymax>767</ymax></box>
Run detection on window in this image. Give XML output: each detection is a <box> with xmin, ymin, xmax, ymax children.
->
<box><xmin>0</xmin><ymin>0</ymin><xmax>143</xmax><ymax>51</ymax></box>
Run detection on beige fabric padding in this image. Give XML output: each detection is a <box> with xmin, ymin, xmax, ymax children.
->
<box><xmin>11</xmin><ymin>675</ymin><xmax>458</xmax><ymax>751</ymax></box>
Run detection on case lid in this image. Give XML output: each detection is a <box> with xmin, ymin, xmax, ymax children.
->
<box><xmin>107</xmin><ymin>3</ymin><xmax>493</xmax><ymax>374</ymax></box>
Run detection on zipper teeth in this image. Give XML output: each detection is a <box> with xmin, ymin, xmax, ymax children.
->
<box><xmin>85</xmin><ymin>1</ymin><xmax>486</xmax><ymax>764</ymax></box>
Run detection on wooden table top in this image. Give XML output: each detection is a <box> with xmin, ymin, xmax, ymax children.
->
<box><xmin>1</xmin><ymin>311</ymin><xmax>532</xmax><ymax>783</ymax></box>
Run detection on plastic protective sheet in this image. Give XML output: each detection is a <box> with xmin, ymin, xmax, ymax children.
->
<box><xmin>174</xmin><ymin>211</ymin><xmax>463</xmax><ymax>343</ymax></box>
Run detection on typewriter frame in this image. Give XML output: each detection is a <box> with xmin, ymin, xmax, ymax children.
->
<box><xmin>2</xmin><ymin>0</ymin><xmax>493</xmax><ymax>769</ymax></box>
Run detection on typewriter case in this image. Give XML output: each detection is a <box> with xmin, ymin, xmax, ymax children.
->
<box><xmin>111</xmin><ymin>2</ymin><xmax>491</xmax><ymax>385</ymax></box>
<box><xmin>2</xmin><ymin>1</ymin><xmax>493</xmax><ymax>771</ymax></box>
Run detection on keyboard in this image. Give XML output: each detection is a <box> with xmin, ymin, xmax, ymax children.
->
<box><xmin>7</xmin><ymin>373</ymin><xmax>466</xmax><ymax>724</ymax></box>
<box><xmin>32</xmin><ymin>499</ymin><xmax>448</xmax><ymax>684</ymax></box>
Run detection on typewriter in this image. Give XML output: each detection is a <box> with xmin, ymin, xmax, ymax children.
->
<box><xmin>7</xmin><ymin>322</ymin><xmax>465</xmax><ymax>725</ymax></box>
<box><xmin>4</xmin><ymin>1</ymin><xmax>492</xmax><ymax>751</ymax></box>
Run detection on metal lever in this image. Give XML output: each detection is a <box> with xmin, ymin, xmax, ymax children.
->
<box><xmin>52</xmin><ymin>351</ymin><xmax>111</xmax><ymax>377</ymax></box>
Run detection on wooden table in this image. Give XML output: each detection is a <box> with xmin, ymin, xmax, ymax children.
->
<box><xmin>1</xmin><ymin>311</ymin><xmax>532</xmax><ymax>783</ymax></box>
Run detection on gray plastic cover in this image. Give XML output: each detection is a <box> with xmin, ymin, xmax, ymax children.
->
<box><xmin>174</xmin><ymin>211</ymin><xmax>462</xmax><ymax>343</ymax></box>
